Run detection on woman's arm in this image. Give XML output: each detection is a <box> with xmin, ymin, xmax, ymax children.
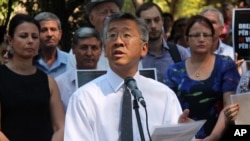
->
<box><xmin>0</xmin><ymin>131</ymin><xmax>9</xmax><ymax>141</ymax></box>
<box><xmin>0</xmin><ymin>104</ymin><xmax>9</xmax><ymax>141</ymax></box>
<box><xmin>203</xmin><ymin>91</ymin><xmax>234</xmax><ymax>141</ymax></box>
<box><xmin>48</xmin><ymin>75</ymin><xmax>65</xmax><ymax>141</ymax></box>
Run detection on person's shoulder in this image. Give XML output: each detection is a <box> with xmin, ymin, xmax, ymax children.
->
<box><xmin>215</xmin><ymin>54</ymin><xmax>236</xmax><ymax>69</ymax></box>
<box><xmin>55</xmin><ymin>69</ymin><xmax>74</xmax><ymax>81</ymax></box>
<box><xmin>220</xmin><ymin>41</ymin><xmax>234</xmax><ymax>52</ymax></box>
<box><xmin>216</xmin><ymin>54</ymin><xmax>234</xmax><ymax>62</ymax></box>
<box><xmin>56</xmin><ymin>48</ymin><xmax>69</xmax><ymax>64</ymax></box>
<box><xmin>170</xmin><ymin>59</ymin><xmax>185</xmax><ymax>68</ymax></box>
<box><xmin>57</xmin><ymin>48</ymin><xmax>69</xmax><ymax>57</ymax></box>
<box><xmin>0</xmin><ymin>64</ymin><xmax>7</xmax><ymax>74</ymax></box>
<box><xmin>176</xmin><ymin>43</ymin><xmax>187</xmax><ymax>50</ymax></box>
<box><xmin>0</xmin><ymin>64</ymin><xmax>5</xmax><ymax>69</ymax></box>
<box><xmin>36</xmin><ymin>67</ymin><xmax>48</xmax><ymax>75</ymax></box>
<box><xmin>140</xmin><ymin>75</ymin><xmax>169</xmax><ymax>88</ymax></box>
<box><xmin>176</xmin><ymin>44</ymin><xmax>191</xmax><ymax>57</ymax></box>
<box><xmin>220</xmin><ymin>41</ymin><xmax>233</xmax><ymax>48</ymax></box>
<box><xmin>140</xmin><ymin>75</ymin><xmax>176</xmax><ymax>94</ymax></box>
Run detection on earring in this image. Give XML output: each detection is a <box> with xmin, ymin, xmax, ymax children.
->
<box><xmin>8</xmin><ymin>47</ymin><xmax>14</xmax><ymax>55</ymax></box>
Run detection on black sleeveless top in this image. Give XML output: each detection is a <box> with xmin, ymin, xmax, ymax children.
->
<box><xmin>0</xmin><ymin>65</ymin><xmax>53</xmax><ymax>141</ymax></box>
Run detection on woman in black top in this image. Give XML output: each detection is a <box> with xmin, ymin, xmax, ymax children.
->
<box><xmin>0</xmin><ymin>14</ymin><xmax>64</xmax><ymax>141</ymax></box>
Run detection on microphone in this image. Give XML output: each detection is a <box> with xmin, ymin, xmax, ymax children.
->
<box><xmin>125</xmin><ymin>77</ymin><xmax>146</xmax><ymax>107</ymax></box>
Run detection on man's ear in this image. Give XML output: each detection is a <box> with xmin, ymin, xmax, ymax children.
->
<box><xmin>140</xmin><ymin>42</ymin><xmax>148</xmax><ymax>58</ymax></box>
<box><xmin>7</xmin><ymin>35</ymin><xmax>12</xmax><ymax>46</ymax></box>
<box><xmin>89</xmin><ymin>14</ymin><xmax>94</xmax><ymax>25</ymax></box>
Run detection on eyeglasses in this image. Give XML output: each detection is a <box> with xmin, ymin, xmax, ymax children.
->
<box><xmin>106</xmin><ymin>32</ymin><xmax>145</xmax><ymax>42</ymax></box>
<box><xmin>188</xmin><ymin>33</ymin><xmax>213</xmax><ymax>39</ymax></box>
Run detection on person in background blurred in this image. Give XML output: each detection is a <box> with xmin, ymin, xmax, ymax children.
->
<box><xmin>200</xmin><ymin>7</ymin><xmax>245</xmax><ymax>75</ymax></box>
<box><xmin>66</xmin><ymin>0</ymin><xmax>124</xmax><ymax>70</ymax></box>
<box><xmin>162</xmin><ymin>12</ymin><xmax>173</xmax><ymax>40</ymax></box>
<box><xmin>0</xmin><ymin>13</ymin><xmax>64</xmax><ymax>141</ymax></box>
<box><xmin>0</xmin><ymin>40</ymin><xmax>12</xmax><ymax>64</ymax></box>
<box><xmin>56</xmin><ymin>27</ymin><xmax>102</xmax><ymax>112</ymax></box>
<box><xmin>34</xmin><ymin>12</ymin><xmax>69</xmax><ymax>77</ymax></box>
<box><xmin>220</xmin><ymin>3</ymin><xmax>233</xmax><ymax>41</ymax></box>
<box><xmin>135</xmin><ymin>2</ymin><xmax>190</xmax><ymax>83</ymax></box>
<box><xmin>168</xmin><ymin>17</ymin><xmax>189</xmax><ymax>46</ymax></box>
<box><xmin>164</xmin><ymin>15</ymin><xmax>240</xmax><ymax>140</ymax></box>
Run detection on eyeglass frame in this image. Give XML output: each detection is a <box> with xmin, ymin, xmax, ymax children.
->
<box><xmin>187</xmin><ymin>33</ymin><xmax>213</xmax><ymax>39</ymax></box>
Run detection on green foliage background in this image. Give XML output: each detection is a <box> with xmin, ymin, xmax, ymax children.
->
<box><xmin>0</xmin><ymin>0</ymin><xmax>238</xmax><ymax>51</ymax></box>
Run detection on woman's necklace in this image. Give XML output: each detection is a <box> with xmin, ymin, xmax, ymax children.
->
<box><xmin>195</xmin><ymin>72</ymin><xmax>200</xmax><ymax>78</ymax></box>
<box><xmin>190</xmin><ymin>57</ymin><xmax>210</xmax><ymax>78</ymax></box>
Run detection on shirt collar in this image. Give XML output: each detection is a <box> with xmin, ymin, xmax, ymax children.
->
<box><xmin>56</xmin><ymin>48</ymin><xmax>68</xmax><ymax>65</ymax></box>
<box><xmin>106</xmin><ymin>68</ymin><xmax>140</xmax><ymax>92</ymax></box>
<box><xmin>214</xmin><ymin>40</ymin><xmax>224</xmax><ymax>54</ymax></box>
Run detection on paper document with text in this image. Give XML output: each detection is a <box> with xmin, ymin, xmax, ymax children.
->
<box><xmin>151</xmin><ymin>120</ymin><xmax>206</xmax><ymax>141</ymax></box>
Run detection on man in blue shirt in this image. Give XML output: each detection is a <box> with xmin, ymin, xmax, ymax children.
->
<box><xmin>136</xmin><ymin>2</ymin><xmax>190</xmax><ymax>83</ymax></box>
<box><xmin>34</xmin><ymin>12</ymin><xmax>69</xmax><ymax>77</ymax></box>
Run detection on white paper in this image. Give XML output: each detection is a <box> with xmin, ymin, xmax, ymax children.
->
<box><xmin>231</xmin><ymin>92</ymin><xmax>250</xmax><ymax>125</ymax></box>
<box><xmin>151</xmin><ymin>120</ymin><xmax>206</xmax><ymax>141</ymax></box>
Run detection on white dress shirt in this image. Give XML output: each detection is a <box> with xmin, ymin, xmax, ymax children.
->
<box><xmin>64</xmin><ymin>68</ymin><xmax>182</xmax><ymax>141</ymax></box>
<box><xmin>214</xmin><ymin>40</ymin><xmax>234</xmax><ymax>60</ymax></box>
<box><xmin>55</xmin><ymin>69</ymin><xmax>76</xmax><ymax>112</ymax></box>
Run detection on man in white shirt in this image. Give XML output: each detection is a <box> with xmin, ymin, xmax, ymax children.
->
<box><xmin>64</xmin><ymin>13</ymin><xmax>190</xmax><ymax>141</ymax></box>
<box><xmin>56</xmin><ymin>27</ymin><xmax>102</xmax><ymax>112</ymax></box>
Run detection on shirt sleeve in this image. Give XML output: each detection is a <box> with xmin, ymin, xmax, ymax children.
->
<box><xmin>64</xmin><ymin>90</ymin><xmax>95</xmax><ymax>141</ymax></box>
<box><xmin>176</xmin><ymin>44</ymin><xmax>191</xmax><ymax>59</ymax></box>
<box><xmin>222</xmin><ymin>57</ymin><xmax>241</xmax><ymax>93</ymax></box>
<box><xmin>163</xmin><ymin>87</ymin><xmax>183</xmax><ymax>124</ymax></box>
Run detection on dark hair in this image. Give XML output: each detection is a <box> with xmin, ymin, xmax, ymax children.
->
<box><xmin>8</xmin><ymin>13</ymin><xmax>40</xmax><ymax>38</ymax></box>
<box><xmin>135</xmin><ymin>2</ymin><xmax>163</xmax><ymax>17</ymax></box>
<box><xmin>162</xmin><ymin>12</ymin><xmax>173</xmax><ymax>21</ymax></box>
<box><xmin>8</xmin><ymin>13</ymin><xmax>40</xmax><ymax>65</ymax></box>
<box><xmin>72</xmin><ymin>27</ymin><xmax>102</xmax><ymax>47</ymax></box>
<box><xmin>103</xmin><ymin>12</ymin><xmax>149</xmax><ymax>42</ymax></box>
<box><xmin>185</xmin><ymin>15</ymin><xmax>215</xmax><ymax>37</ymax></box>
<box><xmin>168</xmin><ymin>17</ymin><xmax>189</xmax><ymax>42</ymax></box>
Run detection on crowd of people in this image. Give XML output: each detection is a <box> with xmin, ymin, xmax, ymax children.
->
<box><xmin>0</xmin><ymin>0</ymin><xmax>249</xmax><ymax>140</ymax></box>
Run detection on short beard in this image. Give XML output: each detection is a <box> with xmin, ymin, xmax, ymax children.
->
<box><xmin>149</xmin><ymin>30</ymin><xmax>162</xmax><ymax>41</ymax></box>
<box><xmin>149</xmin><ymin>34</ymin><xmax>161</xmax><ymax>41</ymax></box>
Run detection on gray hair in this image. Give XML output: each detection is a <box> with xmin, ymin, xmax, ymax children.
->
<box><xmin>34</xmin><ymin>12</ymin><xmax>62</xmax><ymax>30</ymax></box>
<box><xmin>200</xmin><ymin>7</ymin><xmax>224</xmax><ymax>26</ymax></box>
<box><xmin>72</xmin><ymin>27</ymin><xmax>102</xmax><ymax>47</ymax></box>
<box><xmin>103</xmin><ymin>12</ymin><xmax>149</xmax><ymax>43</ymax></box>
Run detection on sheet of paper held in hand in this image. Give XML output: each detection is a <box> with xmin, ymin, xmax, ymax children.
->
<box><xmin>151</xmin><ymin>120</ymin><xmax>206</xmax><ymax>141</ymax></box>
<box><xmin>231</xmin><ymin>92</ymin><xmax>250</xmax><ymax>125</ymax></box>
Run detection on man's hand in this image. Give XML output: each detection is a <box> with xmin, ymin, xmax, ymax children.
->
<box><xmin>178</xmin><ymin>109</ymin><xmax>193</xmax><ymax>123</ymax></box>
